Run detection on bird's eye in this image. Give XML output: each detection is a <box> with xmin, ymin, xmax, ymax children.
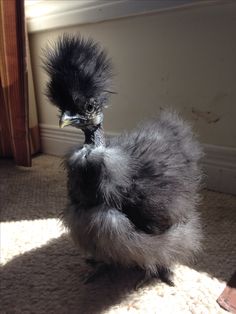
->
<box><xmin>86</xmin><ymin>104</ymin><xmax>94</xmax><ymax>113</ymax></box>
<box><xmin>85</xmin><ymin>103</ymin><xmax>95</xmax><ymax>113</ymax></box>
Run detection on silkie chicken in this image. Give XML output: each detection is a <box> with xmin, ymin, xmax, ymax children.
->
<box><xmin>43</xmin><ymin>34</ymin><xmax>203</xmax><ymax>288</ymax></box>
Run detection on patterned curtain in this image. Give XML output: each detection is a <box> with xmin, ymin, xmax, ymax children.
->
<box><xmin>0</xmin><ymin>0</ymin><xmax>40</xmax><ymax>166</ymax></box>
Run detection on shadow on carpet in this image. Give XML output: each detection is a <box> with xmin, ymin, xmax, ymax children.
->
<box><xmin>1</xmin><ymin>234</ymin><xmax>141</xmax><ymax>313</ymax></box>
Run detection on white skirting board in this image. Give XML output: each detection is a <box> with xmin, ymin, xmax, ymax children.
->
<box><xmin>40</xmin><ymin>124</ymin><xmax>236</xmax><ymax>195</ymax></box>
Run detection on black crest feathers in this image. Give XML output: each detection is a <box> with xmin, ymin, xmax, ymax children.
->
<box><xmin>42</xmin><ymin>34</ymin><xmax>113</xmax><ymax>112</ymax></box>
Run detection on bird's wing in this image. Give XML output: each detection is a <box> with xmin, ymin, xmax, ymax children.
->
<box><xmin>108</xmin><ymin>111</ymin><xmax>203</xmax><ymax>235</ymax></box>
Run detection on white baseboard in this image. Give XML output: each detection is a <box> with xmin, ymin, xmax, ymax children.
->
<box><xmin>40</xmin><ymin>124</ymin><xmax>84</xmax><ymax>156</ymax></box>
<box><xmin>202</xmin><ymin>144</ymin><xmax>236</xmax><ymax>195</ymax></box>
<box><xmin>40</xmin><ymin>124</ymin><xmax>236</xmax><ymax>195</ymax></box>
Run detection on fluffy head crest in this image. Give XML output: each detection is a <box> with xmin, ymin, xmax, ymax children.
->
<box><xmin>42</xmin><ymin>34</ymin><xmax>113</xmax><ymax>113</ymax></box>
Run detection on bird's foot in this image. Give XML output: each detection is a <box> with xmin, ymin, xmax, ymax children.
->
<box><xmin>135</xmin><ymin>271</ymin><xmax>154</xmax><ymax>290</ymax></box>
<box><xmin>84</xmin><ymin>259</ymin><xmax>115</xmax><ymax>284</ymax></box>
<box><xmin>85</xmin><ymin>257</ymin><xmax>100</xmax><ymax>267</ymax></box>
<box><xmin>135</xmin><ymin>267</ymin><xmax>174</xmax><ymax>290</ymax></box>
<box><xmin>157</xmin><ymin>266</ymin><xmax>174</xmax><ymax>286</ymax></box>
<box><xmin>84</xmin><ymin>264</ymin><xmax>108</xmax><ymax>284</ymax></box>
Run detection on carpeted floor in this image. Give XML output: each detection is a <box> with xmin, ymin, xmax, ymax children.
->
<box><xmin>0</xmin><ymin>154</ymin><xmax>236</xmax><ymax>314</ymax></box>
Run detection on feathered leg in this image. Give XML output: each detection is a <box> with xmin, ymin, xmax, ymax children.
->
<box><xmin>157</xmin><ymin>267</ymin><xmax>174</xmax><ymax>286</ymax></box>
<box><xmin>135</xmin><ymin>266</ymin><xmax>174</xmax><ymax>290</ymax></box>
<box><xmin>84</xmin><ymin>259</ymin><xmax>116</xmax><ymax>284</ymax></box>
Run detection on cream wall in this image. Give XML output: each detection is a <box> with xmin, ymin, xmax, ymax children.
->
<box><xmin>29</xmin><ymin>2</ymin><xmax>236</xmax><ymax>147</ymax></box>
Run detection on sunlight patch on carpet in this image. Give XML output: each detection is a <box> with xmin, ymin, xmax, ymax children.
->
<box><xmin>106</xmin><ymin>265</ymin><xmax>226</xmax><ymax>314</ymax></box>
<box><xmin>0</xmin><ymin>218</ymin><xmax>65</xmax><ymax>265</ymax></box>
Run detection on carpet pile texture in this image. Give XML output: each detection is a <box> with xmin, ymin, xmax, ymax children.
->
<box><xmin>0</xmin><ymin>155</ymin><xmax>236</xmax><ymax>313</ymax></box>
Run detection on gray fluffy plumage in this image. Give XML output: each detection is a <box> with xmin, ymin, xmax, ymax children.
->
<box><xmin>63</xmin><ymin>112</ymin><xmax>203</xmax><ymax>275</ymax></box>
<box><xmin>44</xmin><ymin>34</ymin><xmax>203</xmax><ymax>284</ymax></box>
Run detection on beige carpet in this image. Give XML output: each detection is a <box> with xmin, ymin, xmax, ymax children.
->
<box><xmin>0</xmin><ymin>154</ymin><xmax>236</xmax><ymax>314</ymax></box>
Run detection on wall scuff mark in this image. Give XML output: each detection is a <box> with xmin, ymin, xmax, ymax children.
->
<box><xmin>191</xmin><ymin>108</ymin><xmax>220</xmax><ymax>124</ymax></box>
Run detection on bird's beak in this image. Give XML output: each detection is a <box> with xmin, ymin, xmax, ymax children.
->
<box><xmin>59</xmin><ymin>111</ymin><xmax>103</xmax><ymax>129</ymax></box>
<box><xmin>59</xmin><ymin>112</ymin><xmax>76</xmax><ymax>128</ymax></box>
<box><xmin>59</xmin><ymin>119</ymin><xmax>71</xmax><ymax>128</ymax></box>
